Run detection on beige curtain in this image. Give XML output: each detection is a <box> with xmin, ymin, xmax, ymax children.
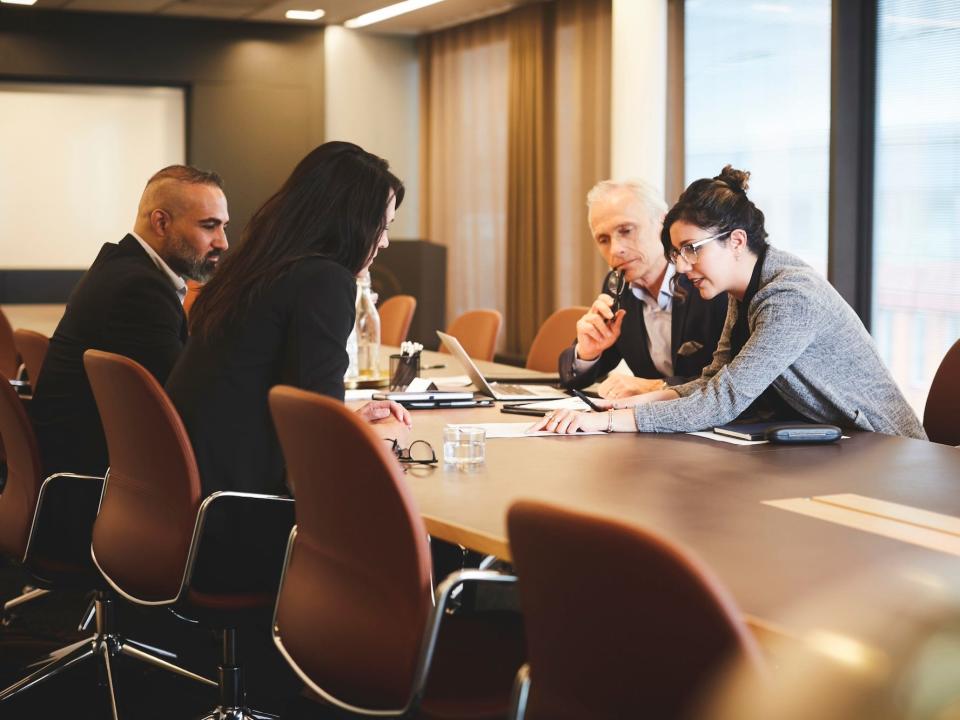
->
<box><xmin>421</xmin><ymin>0</ymin><xmax>611</xmax><ymax>357</ymax></box>
<box><xmin>506</xmin><ymin>2</ymin><xmax>556</xmax><ymax>354</ymax></box>
<box><xmin>553</xmin><ymin>0</ymin><xmax>612</xmax><ymax>312</ymax></box>
<box><xmin>419</xmin><ymin>17</ymin><xmax>509</xmax><ymax>345</ymax></box>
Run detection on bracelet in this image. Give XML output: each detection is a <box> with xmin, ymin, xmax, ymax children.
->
<box><xmin>606</xmin><ymin>408</ymin><xmax>614</xmax><ymax>433</ymax></box>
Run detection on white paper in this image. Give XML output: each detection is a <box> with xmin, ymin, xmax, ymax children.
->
<box><xmin>406</xmin><ymin>377</ymin><xmax>433</xmax><ymax>392</ymax></box>
<box><xmin>687</xmin><ymin>431</ymin><xmax>769</xmax><ymax>446</ymax></box>
<box><xmin>447</xmin><ymin>422</ymin><xmax>606</xmax><ymax>438</ymax></box>
<box><xmin>345</xmin><ymin>389</ymin><xmax>377</xmax><ymax>401</ymax></box>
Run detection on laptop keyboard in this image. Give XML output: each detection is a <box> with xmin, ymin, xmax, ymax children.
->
<box><xmin>494</xmin><ymin>383</ymin><xmax>536</xmax><ymax>395</ymax></box>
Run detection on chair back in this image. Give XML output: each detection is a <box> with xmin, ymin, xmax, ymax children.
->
<box><xmin>183</xmin><ymin>279</ymin><xmax>203</xmax><ymax>317</ymax></box>
<box><xmin>84</xmin><ymin>350</ymin><xmax>202</xmax><ymax>602</ymax></box>
<box><xmin>0</xmin><ymin>308</ymin><xmax>19</xmax><ymax>380</ymax></box>
<box><xmin>0</xmin><ymin>376</ymin><xmax>44</xmax><ymax>560</ymax></box>
<box><xmin>380</xmin><ymin>294</ymin><xmax>417</xmax><ymax>347</ymax></box>
<box><xmin>525</xmin><ymin>307</ymin><xmax>588</xmax><ymax>372</ymax></box>
<box><xmin>13</xmin><ymin>329</ymin><xmax>50</xmax><ymax>387</ymax></box>
<box><xmin>924</xmin><ymin>338</ymin><xmax>960</xmax><ymax>446</ymax></box>
<box><xmin>507</xmin><ymin>500</ymin><xmax>764</xmax><ymax>720</ymax></box>
<box><xmin>441</xmin><ymin>309</ymin><xmax>502</xmax><ymax>361</ymax></box>
<box><xmin>268</xmin><ymin>386</ymin><xmax>433</xmax><ymax>710</ymax></box>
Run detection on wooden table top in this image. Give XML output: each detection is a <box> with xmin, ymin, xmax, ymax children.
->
<box><xmin>397</xmin><ymin>349</ymin><xmax>960</xmax><ymax>639</ymax></box>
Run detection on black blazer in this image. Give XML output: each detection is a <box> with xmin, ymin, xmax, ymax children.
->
<box><xmin>30</xmin><ymin>235</ymin><xmax>187</xmax><ymax>477</ymax></box>
<box><xmin>165</xmin><ymin>257</ymin><xmax>356</xmax><ymax>499</ymax></box>
<box><xmin>559</xmin><ymin>274</ymin><xmax>728</xmax><ymax>389</ymax></box>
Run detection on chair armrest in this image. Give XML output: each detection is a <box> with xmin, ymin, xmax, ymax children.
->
<box><xmin>23</xmin><ymin>473</ymin><xmax>106</xmax><ymax>578</ymax></box>
<box><xmin>184</xmin><ymin>491</ymin><xmax>295</xmax><ymax>596</ymax></box>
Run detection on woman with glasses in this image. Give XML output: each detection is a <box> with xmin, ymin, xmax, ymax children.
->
<box><xmin>166</xmin><ymin>141</ymin><xmax>412</xmax><ymax>499</ymax></box>
<box><xmin>535</xmin><ymin>165</ymin><xmax>926</xmax><ymax>439</ymax></box>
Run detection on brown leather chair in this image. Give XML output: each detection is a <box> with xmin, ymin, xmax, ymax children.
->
<box><xmin>924</xmin><ymin>338</ymin><xmax>960</xmax><ymax>446</ymax></box>
<box><xmin>380</xmin><ymin>294</ymin><xmax>418</xmax><ymax>347</ymax></box>
<box><xmin>268</xmin><ymin>385</ymin><xmax>525</xmax><ymax>719</ymax></box>
<box><xmin>0</xmin><ymin>370</ymin><xmax>120</xmax><ymax>705</ymax></box>
<box><xmin>183</xmin><ymin>279</ymin><xmax>203</xmax><ymax>317</ymax></box>
<box><xmin>13</xmin><ymin>329</ymin><xmax>49</xmax><ymax>389</ymax></box>
<box><xmin>0</xmin><ymin>308</ymin><xmax>20</xmax><ymax>380</ymax></box>
<box><xmin>440</xmin><ymin>309</ymin><xmax>502</xmax><ymax>361</ymax></box>
<box><xmin>506</xmin><ymin>500</ymin><xmax>765</xmax><ymax>720</ymax></box>
<box><xmin>84</xmin><ymin>349</ymin><xmax>294</xmax><ymax>720</ymax></box>
<box><xmin>524</xmin><ymin>307</ymin><xmax>588</xmax><ymax>372</ymax></box>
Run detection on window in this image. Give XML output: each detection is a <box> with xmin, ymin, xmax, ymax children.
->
<box><xmin>684</xmin><ymin>0</ymin><xmax>831</xmax><ymax>275</ymax></box>
<box><xmin>872</xmin><ymin>0</ymin><xmax>960</xmax><ymax>413</ymax></box>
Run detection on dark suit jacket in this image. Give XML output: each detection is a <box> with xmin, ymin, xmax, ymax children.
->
<box><xmin>30</xmin><ymin>235</ymin><xmax>187</xmax><ymax>477</ymax></box>
<box><xmin>559</xmin><ymin>274</ymin><xmax>728</xmax><ymax>389</ymax></box>
<box><xmin>165</xmin><ymin>256</ymin><xmax>356</xmax><ymax>499</ymax></box>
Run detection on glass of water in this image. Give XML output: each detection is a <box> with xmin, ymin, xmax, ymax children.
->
<box><xmin>443</xmin><ymin>426</ymin><xmax>486</xmax><ymax>466</ymax></box>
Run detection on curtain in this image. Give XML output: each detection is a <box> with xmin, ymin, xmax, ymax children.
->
<box><xmin>419</xmin><ymin>17</ymin><xmax>509</xmax><ymax>346</ymax></box>
<box><xmin>421</xmin><ymin>0</ymin><xmax>611</xmax><ymax>357</ymax></box>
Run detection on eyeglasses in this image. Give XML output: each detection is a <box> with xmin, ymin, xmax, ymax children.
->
<box><xmin>384</xmin><ymin>438</ymin><xmax>437</xmax><ymax>466</ymax></box>
<box><xmin>668</xmin><ymin>231</ymin><xmax>731</xmax><ymax>266</ymax></box>
<box><xmin>604</xmin><ymin>269</ymin><xmax>626</xmax><ymax>315</ymax></box>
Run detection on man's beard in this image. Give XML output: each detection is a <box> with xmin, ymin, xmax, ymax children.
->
<box><xmin>164</xmin><ymin>236</ymin><xmax>222</xmax><ymax>283</ymax></box>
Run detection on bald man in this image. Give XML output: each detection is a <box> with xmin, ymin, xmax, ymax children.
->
<box><xmin>31</xmin><ymin>165</ymin><xmax>229</xmax><ymax>477</ymax></box>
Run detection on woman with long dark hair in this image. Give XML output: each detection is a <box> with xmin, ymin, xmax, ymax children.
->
<box><xmin>166</xmin><ymin>141</ymin><xmax>411</xmax><ymax>497</ymax></box>
<box><xmin>534</xmin><ymin>165</ymin><xmax>925</xmax><ymax>439</ymax></box>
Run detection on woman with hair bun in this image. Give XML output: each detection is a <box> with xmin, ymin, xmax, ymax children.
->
<box><xmin>535</xmin><ymin>165</ymin><xmax>926</xmax><ymax>439</ymax></box>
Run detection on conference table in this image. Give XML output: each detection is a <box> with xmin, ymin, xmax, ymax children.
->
<box><xmin>374</xmin><ymin>348</ymin><xmax>960</xmax><ymax>648</ymax></box>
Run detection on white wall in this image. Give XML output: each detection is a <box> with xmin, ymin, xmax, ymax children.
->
<box><xmin>0</xmin><ymin>82</ymin><xmax>185</xmax><ymax>268</ymax></box>
<box><xmin>324</xmin><ymin>26</ymin><xmax>421</xmax><ymax>239</ymax></box>
<box><xmin>610</xmin><ymin>0</ymin><xmax>667</xmax><ymax>191</ymax></box>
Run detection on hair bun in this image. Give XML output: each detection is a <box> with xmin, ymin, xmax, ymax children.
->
<box><xmin>715</xmin><ymin>165</ymin><xmax>750</xmax><ymax>193</ymax></box>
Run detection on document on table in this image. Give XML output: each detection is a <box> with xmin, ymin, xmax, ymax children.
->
<box><xmin>509</xmin><ymin>397</ymin><xmax>592</xmax><ymax>411</ymax></box>
<box><xmin>423</xmin><ymin>374</ymin><xmax>473</xmax><ymax>387</ymax></box>
<box><xmin>688</xmin><ymin>431</ymin><xmax>769</xmax><ymax>446</ymax></box>
<box><xmin>446</xmin><ymin>422</ymin><xmax>606</xmax><ymax>438</ymax></box>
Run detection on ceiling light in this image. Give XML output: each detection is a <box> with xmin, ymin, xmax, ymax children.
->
<box><xmin>344</xmin><ymin>0</ymin><xmax>445</xmax><ymax>29</ymax></box>
<box><xmin>1</xmin><ymin>0</ymin><xmax>39</xmax><ymax>5</ymax></box>
<box><xmin>285</xmin><ymin>8</ymin><xmax>325</xmax><ymax>21</ymax></box>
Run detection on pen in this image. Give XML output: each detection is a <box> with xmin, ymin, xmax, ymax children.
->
<box><xmin>421</xmin><ymin>364</ymin><xmax>446</xmax><ymax>370</ymax></box>
<box><xmin>570</xmin><ymin>388</ymin><xmax>604</xmax><ymax>412</ymax></box>
<box><xmin>500</xmin><ymin>406</ymin><xmax>547</xmax><ymax>417</ymax></box>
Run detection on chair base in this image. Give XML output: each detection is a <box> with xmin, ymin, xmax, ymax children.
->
<box><xmin>1</xmin><ymin>586</ymin><xmax>50</xmax><ymax>625</ymax></box>
<box><xmin>199</xmin><ymin>709</ymin><xmax>278</xmax><ymax>720</ymax></box>
<box><xmin>0</xmin><ymin>591</ymin><xmax>216</xmax><ymax>718</ymax></box>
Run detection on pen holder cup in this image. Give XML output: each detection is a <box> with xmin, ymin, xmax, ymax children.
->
<box><xmin>389</xmin><ymin>353</ymin><xmax>420</xmax><ymax>391</ymax></box>
<box><xmin>443</xmin><ymin>426</ymin><xmax>486</xmax><ymax>466</ymax></box>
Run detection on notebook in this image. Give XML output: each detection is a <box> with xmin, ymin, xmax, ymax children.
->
<box><xmin>436</xmin><ymin>331</ymin><xmax>568</xmax><ymax>401</ymax></box>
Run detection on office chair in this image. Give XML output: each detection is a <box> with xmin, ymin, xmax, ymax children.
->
<box><xmin>0</xmin><ymin>308</ymin><xmax>20</xmax><ymax>381</ymax></box>
<box><xmin>524</xmin><ymin>307</ymin><xmax>587</xmax><ymax>372</ymax></box>
<box><xmin>13</xmin><ymin>329</ymin><xmax>49</xmax><ymax>389</ymax></box>
<box><xmin>506</xmin><ymin>500</ymin><xmax>765</xmax><ymax>720</ymax></box>
<box><xmin>268</xmin><ymin>386</ymin><xmax>525</xmax><ymax>718</ymax></box>
<box><xmin>84</xmin><ymin>349</ymin><xmax>294</xmax><ymax>720</ymax></box>
<box><xmin>924</xmin><ymin>338</ymin><xmax>960</xmax><ymax>446</ymax></box>
<box><xmin>440</xmin><ymin>309</ymin><xmax>502</xmax><ymax>361</ymax></box>
<box><xmin>380</xmin><ymin>294</ymin><xmax>418</xmax><ymax>347</ymax></box>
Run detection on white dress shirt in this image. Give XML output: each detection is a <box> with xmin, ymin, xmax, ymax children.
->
<box><xmin>575</xmin><ymin>263</ymin><xmax>676</xmax><ymax>378</ymax></box>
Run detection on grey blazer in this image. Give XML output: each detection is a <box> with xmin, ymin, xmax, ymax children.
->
<box><xmin>633</xmin><ymin>246</ymin><xmax>926</xmax><ymax>439</ymax></box>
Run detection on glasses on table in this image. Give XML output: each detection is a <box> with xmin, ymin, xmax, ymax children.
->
<box><xmin>668</xmin><ymin>230</ymin><xmax>731</xmax><ymax>266</ymax></box>
<box><xmin>384</xmin><ymin>438</ymin><xmax>437</xmax><ymax>466</ymax></box>
<box><xmin>604</xmin><ymin>269</ymin><xmax>626</xmax><ymax>316</ymax></box>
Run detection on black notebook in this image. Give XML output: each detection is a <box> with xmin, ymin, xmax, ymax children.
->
<box><xmin>712</xmin><ymin>421</ymin><xmax>784</xmax><ymax>441</ymax></box>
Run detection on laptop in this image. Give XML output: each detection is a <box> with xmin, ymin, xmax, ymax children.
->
<box><xmin>436</xmin><ymin>331</ymin><xmax>568</xmax><ymax>401</ymax></box>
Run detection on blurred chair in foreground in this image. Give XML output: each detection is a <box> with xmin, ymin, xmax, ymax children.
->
<box><xmin>380</xmin><ymin>294</ymin><xmax>417</xmax><ymax>347</ymax></box>
<box><xmin>525</xmin><ymin>307</ymin><xmax>588</xmax><ymax>373</ymax></box>
<box><xmin>924</xmin><ymin>338</ymin><xmax>960</xmax><ymax>446</ymax></box>
<box><xmin>441</xmin><ymin>309</ymin><xmax>502</xmax><ymax>361</ymax></box>
<box><xmin>269</xmin><ymin>386</ymin><xmax>525</xmax><ymax>719</ymax></box>
<box><xmin>507</xmin><ymin>500</ymin><xmax>764</xmax><ymax>720</ymax></box>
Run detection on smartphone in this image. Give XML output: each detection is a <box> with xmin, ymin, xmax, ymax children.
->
<box><xmin>500</xmin><ymin>406</ymin><xmax>548</xmax><ymax>418</ymax></box>
<box><xmin>570</xmin><ymin>388</ymin><xmax>604</xmax><ymax>412</ymax></box>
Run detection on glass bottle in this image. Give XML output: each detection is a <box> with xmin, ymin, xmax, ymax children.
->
<box><xmin>344</xmin><ymin>282</ymin><xmax>360</xmax><ymax>381</ymax></box>
<box><xmin>355</xmin><ymin>272</ymin><xmax>381</xmax><ymax>378</ymax></box>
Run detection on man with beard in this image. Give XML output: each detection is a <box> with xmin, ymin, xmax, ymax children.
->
<box><xmin>31</xmin><ymin>165</ymin><xmax>228</xmax><ymax>477</ymax></box>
